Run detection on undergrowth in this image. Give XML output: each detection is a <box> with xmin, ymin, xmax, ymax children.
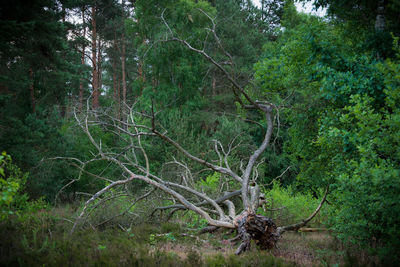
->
<box><xmin>259</xmin><ymin>182</ymin><xmax>330</xmax><ymax>227</ymax></box>
<box><xmin>0</xmin><ymin>200</ymin><xmax>383</xmax><ymax>267</ymax></box>
<box><xmin>0</xmin><ymin>207</ymin><xmax>291</xmax><ymax>267</ymax></box>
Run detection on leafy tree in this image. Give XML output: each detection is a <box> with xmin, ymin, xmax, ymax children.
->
<box><xmin>318</xmin><ymin>45</ymin><xmax>400</xmax><ymax>262</ymax></box>
<box><xmin>309</xmin><ymin>0</ymin><xmax>400</xmax><ymax>58</ymax></box>
<box><xmin>0</xmin><ymin>152</ymin><xmax>46</xmax><ymax>219</ymax></box>
<box><xmin>254</xmin><ymin>4</ymin><xmax>400</xmax><ymax>261</ymax></box>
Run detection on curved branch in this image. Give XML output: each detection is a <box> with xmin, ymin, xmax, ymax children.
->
<box><xmin>224</xmin><ymin>200</ymin><xmax>236</xmax><ymax>218</ymax></box>
<box><xmin>277</xmin><ymin>185</ymin><xmax>330</xmax><ymax>235</ymax></box>
<box><xmin>163</xmin><ymin>181</ymin><xmax>226</xmax><ymax>220</ymax></box>
<box><xmin>242</xmin><ymin>109</ymin><xmax>273</xmax><ymax>210</ymax></box>
<box><xmin>95</xmin><ymin>188</ymin><xmax>156</xmax><ymax>228</ymax></box>
<box><xmin>153</xmin><ymin>189</ymin><xmax>242</xmax><ymax>213</ymax></box>
<box><xmin>71</xmin><ymin>175</ymin><xmax>136</xmax><ymax>233</ymax></box>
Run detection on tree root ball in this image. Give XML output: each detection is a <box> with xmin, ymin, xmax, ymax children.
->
<box><xmin>235</xmin><ymin>213</ymin><xmax>279</xmax><ymax>255</ymax></box>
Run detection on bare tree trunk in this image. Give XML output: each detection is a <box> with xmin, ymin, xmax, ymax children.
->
<box><xmin>91</xmin><ymin>5</ymin><xmax>99</xmax><ymax>110</ymax></box>
<box><xmin>79</xmin><ymin>7</ymin><xmax>86</xmax><ymax>110</ymax></box>
<box><xmin>375</xmin><ymin>0</ymin><xmax>385</xmax><ymax>33</ymax></box>
<box><xmin>29</xmin><ymin>68</ymin><xmax>35</xmax><ymax>113</ymax></box>
<box><xmin>138</xmin><ymin>59</ymin><xmax>144</xmax><ymax>95</ymax></box>
<box><xmin>112</xmin><ymin>37</ymin><xmax>121</xmax><ymax>121</ymax></box>
<box><xmin>375</xmin><ymin>0</ymin><xmax>386</xmax><ymax>59</ymax></box>
<box><xmin>62</xmin><ymin>4</ymin><xmax>66</xmax><ymax>23</ymax></box>
<box><xmin>138</xmin><ymin>38</ymin><xmax>146</xmax><ymax>96</ymax></box>
<box><xmin>112</xmin><ymin>57</ymin><xmax>117</xmax><ymax>101</ymax></box>
<box><xmin>97</xmin><ymin>37</ymin><xmax>102</xmax><ymax>93</ymax></box>
<box><xmin>117</xmin><ymin>75</ymin><xmax>121</xmax><ymax>121</ymax></box>
<box><xmin>121</xmin><ymin>0</ymin><xmax>127</xmax><ymax>107</ymax></box>
<box><xmin>261</xmin><ymin>0</ymin><xmax>264</xmax><ymax>22</ymax></box>
<box><xmin>135</xmin><ymin>14</ymin><xmax>145</xmax><ymax>97</ymax></box>
<box><xmin>59</xmin><ymin>4</ymin><xmax>67</xmax><ymax>118</ymax></box>
<box><xmin>121</xmin><ymin>32</ymin><xmax>126</xmax><ymax>106</ymax></box>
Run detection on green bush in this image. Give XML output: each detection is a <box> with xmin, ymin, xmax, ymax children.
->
<box><xmin>259</xmin><ymin>182</ymin><xmax>329</xmax><ymax>226</ymax></box>
<box><xmin>0</xmin><ymin>152</ymin><xmax>46</xmax><ymax>220</ymax></box>
<box><xmin>314</xmin><ymin>45</ymin><xmax>400</xmax><ymax>263</ymax></box>
<box><xmin>181</xmin><ymin>210</ymin><xmax>208</xmax><ymax>229</ymax></box>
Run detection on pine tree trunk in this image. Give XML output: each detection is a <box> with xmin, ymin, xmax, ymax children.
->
<box><xmin>121</xmin><ymin>0</ymin><xmax>127</xmax><ymax>107</ymax></box>
<box><xmin>117</xmin><ymin>75</ymin><xmax>121</xmax><ymax>121</ymax></box>
<box><xmin>79</xmin><ymin>7</ymin><xmax>86</xmax><ymax>110</ymax></box>
<box><xmin>112</xmin><ymin>38</ymin><xmax>120</xmax><ymax>121</ymax></box>
<box><xmin>97</xmin><ymin>37</ymin><xmax>102</xmax><ymax>93</ymax></box>
<box><xmin>121</xmin><ymin>32</ymin><xmax>126</xmax><ymax>107</ymax></box>
<box><xmin>112</xmin><ymin>57</ymin><xmax>117</xmax><ymax>101</ymax></box>
<box><xmin>138</xmin><ymin>38</ymin><xmax>146</xmax><ymax>96</ymax></box>
<box><xmin>375</xmin><ymin>0</ymin><xmax>385</xmax><ymax>33</ymax></box>
<box><xmin>91</xmin><ymin>5</ymin><xmax>99</xmax><ymax>109</ymax></box>
<box><xmin>138</xmin><ymin>60</ymin><xmax>143</xmax><ymax>96</ymax></box>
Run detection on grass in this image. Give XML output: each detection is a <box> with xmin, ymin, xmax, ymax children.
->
<box><xmin>0</xmin><ymin>207</ymin><xmax>289</xmax><ymax>266</ymax></box>
<box><xmin>275</xmin><ymin>232</ymin><xmax>343</xmax><ymax>266</ymax></box>
<box><xmin>0</xmin><ymin>205</ymin><xmax>381</xmax><ymax>266</ymax></box>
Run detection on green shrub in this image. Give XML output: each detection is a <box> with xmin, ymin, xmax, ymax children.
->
<box><xmin>260</xmin><ymin>182</ymin><xmax>329</xmax><ymax>226</ymax></box>
<box><xmin>0</xmin><ymin>152</ymin><xmax>47</xmax><ymax>220</ymax></box>
<box><xmin>182</xmin><ymin>211</ymin><xmax>208</xmax><ymax>229</ymax></box>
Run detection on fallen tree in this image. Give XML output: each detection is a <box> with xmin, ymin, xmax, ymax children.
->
<box><xmin>60</xmin><ymin>101</ymin><xmax>328</xmax><ymax>254</ymax></box>
<box><xmin>56</xmin><ymin>8</ymin><xmax>329</xmax><ymax>255</ymax></box>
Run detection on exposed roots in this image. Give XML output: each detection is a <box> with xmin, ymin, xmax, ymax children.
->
<box><xmin>235</xmin><ymin>213</ymin><xmax>279</xmax><ymax>255</ymax></box>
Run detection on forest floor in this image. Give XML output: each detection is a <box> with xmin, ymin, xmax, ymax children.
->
<box><xmin>0</xmin><ymin>206</ymin><xmax>373</xmax><ymax>266</ymax></box>
<box><xmin>155</xmin><ymin>230</ymin><xmax>347</xmax><ymax>266</ymax></box>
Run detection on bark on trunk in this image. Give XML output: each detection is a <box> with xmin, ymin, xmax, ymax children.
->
<box><xmin>97</xmin><ymin>37</ymin><xmax>102</xmax><ymax>92</ymax></box>
<box><xmin>62</xmin><ymin>4</ymin><xmax>66</xmax><ymax>23</ymax></box>
<box><xmin>138</xmin><ymin>39</ymin><xmax>146</xmax><ymax>96</ymax></box>
<box><xmin>112</xmin><ymin>59</ymin><xmax>117</xmax><ymax>101</ymax></box>
<box><xmin>79</xmin><ymin>7</ymin><xmax>86</xmax><ymax>110</ymax></box>
<box><xmin>375</xmin><ymin>0</ymin><xmax>385</xmax><ymax>33</ymax></box>
<box><xmin>91</xmin><ymin>5</ymin><xmax>99</xmax><ymax>110</ymax></box>
<box><xmin>117</xmin><ymin>75</ymin><xmax>121</xmax><ymax>121</ymax></box>
<box><xmin>261</xmin><ymin>0</ymin><xmax>264</xmax><ymax>22</ymax></box>
<box><xmin>121</xmin><ymin>32</ymin><xmax>126</xmax><ymax>107</ymax></box>
<box><xmin>121</xmin><ymin>0</ymin><xmax>127</xmax><ymax>107</ymax></box>
<box><xmin>138</xmin><ymin>60</ymin><xmax>144</xmax><ymax>95</ymax></box>
<box><xmin>112</xmin><ymin>39</ymin><xmax>121</xmax><ymax>121</ymax></box>
<box><xmin>112</xmin><ymin>35</ymin><xmax>118</xmax><ymax>102</ymax></box>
